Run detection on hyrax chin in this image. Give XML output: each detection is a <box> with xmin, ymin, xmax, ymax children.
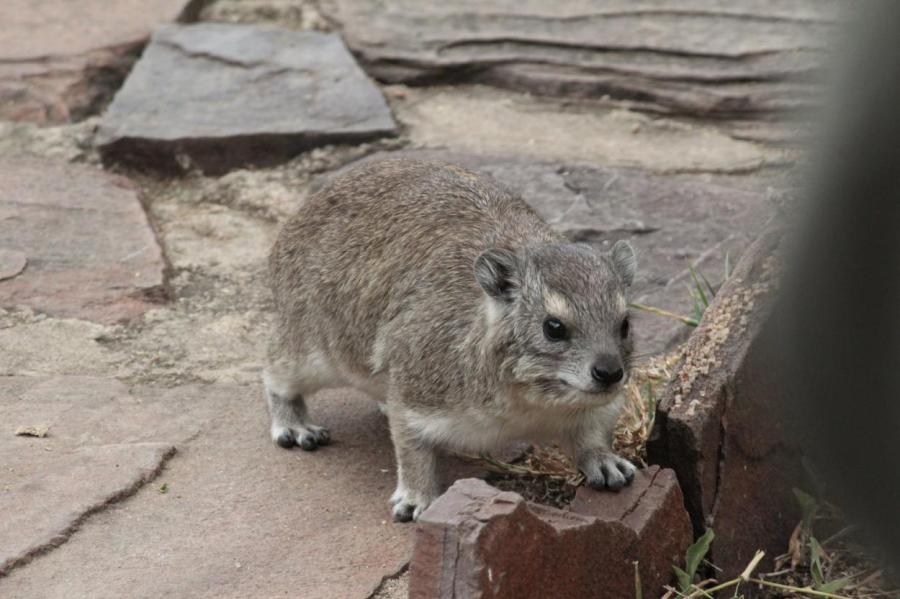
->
<box><xmin>264</xmin><ymin>158</ymin><xmax>639</xmax><ymax>521</ymax></box>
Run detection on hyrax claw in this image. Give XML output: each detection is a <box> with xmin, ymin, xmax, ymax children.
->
<box><xmin>271</xmin><ymin>423</ymin><xmax>331</xmax><ymax>452</ymax></box>
<box><xmin>583</xmin><ymin>451</ymin><xmax>637</xmax><ymax>492</ymax></box>
<box><xmin>275</xmin><ymin>430</ymin><xmax>295</xmax><ymax>449</ymax></box>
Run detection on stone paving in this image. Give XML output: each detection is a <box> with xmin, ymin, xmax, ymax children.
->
<box><xmin>0</xmin><ymin>0</ymin><xmax>203</xmax><ymax>124</ymax></box>
<box><xmin>323</xmin><ymin>0</ymin><xmax>835</xmax><ymax>131</ymax></box>
<box><xmin>98</xmin><ymin>24</ymin><xmax>397</xmax><ymax>174</ymax></box>
<box><xmin>0</xmin><ymin>156</ymin><xmax>166</xmax><ymax>323</ymax></box>
<box><xmin>0</xmin><ymin>1</ymin><xmax>810</xmax><ymax>597</ymax></box>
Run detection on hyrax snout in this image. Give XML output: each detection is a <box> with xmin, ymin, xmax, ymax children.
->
<box><xmin>264</xmin><ymin>159</ymin><xmax>638</xmax><ymax>521</ymax></box>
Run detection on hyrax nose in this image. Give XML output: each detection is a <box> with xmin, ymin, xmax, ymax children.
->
<box><xmin>591</xmin><ymin>357</ymin><xmax>624</xmax><ymax>385</ymax></box>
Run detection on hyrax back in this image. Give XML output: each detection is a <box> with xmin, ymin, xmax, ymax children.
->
<box><xmin>264</xmin><ymin>158</ymin><xmax>639</xmax><ymax>521</ymax></box>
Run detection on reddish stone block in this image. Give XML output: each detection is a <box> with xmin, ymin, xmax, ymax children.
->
<box><xmin>409</xmin><ymin>466</ymin><xmax>691</xmax><ymax>599</ymax></box>
<box><xmin>647</xmin><ymin>226</ymin><xmax>804</xmax><ymax>577</ymax></box>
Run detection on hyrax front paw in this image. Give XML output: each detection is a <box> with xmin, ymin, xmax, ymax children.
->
<box><xmin>579</xmin><ymin>451</ymin><xmax>637</xmax><ymax>491</ymax></box>
<box><xmin>389</xmin><ymin>486</ymin><xmax>434</xmax><ymax>523</ymax></box>
<box><xmin>272</xmin><ymin>424</ymin><xmax>331</xmax><ymax>451</ymax></box>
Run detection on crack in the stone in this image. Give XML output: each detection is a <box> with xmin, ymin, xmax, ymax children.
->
<box><xmin>155</xmin><ymin>39</ymin><xmax>313</xmax><ymax>75</ymax></box>
<box><xmin>422</xmin><ymin>9</ymin><xmax>833</xmax><ymax>27</ymax></box>
<box><xmin>435</xmin><ymin>37</ymin><xmax>816</xmax><ymax>62</ymax></box>
<box><xmin>0</xmin><ymin>445</ymin><xmax>177</xmax><ymax>578</ymax></box>
<box><xmin>155</xmin><ymin>39</ymin><xmax>262</xmax><ymax>69</ymax></box>
<box><xmin>365</xmin><ymin>560</ymin><xmax>409</xmax><ymax>599</ymax></box>
<box><xmin>619</xmin><ymin>466</ymin><xmax>662</xmax><ymax>523</ymax></box>
<box><xmin>707</xmin><ymin>390</ymin><xmax>731</xmax><ymax>536</ymax></box>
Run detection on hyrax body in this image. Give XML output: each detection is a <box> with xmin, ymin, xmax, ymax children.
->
<box><xmin>264</xmin><ymin>159</ymin><xmax>638</xmax><ymax>521</ymax></box>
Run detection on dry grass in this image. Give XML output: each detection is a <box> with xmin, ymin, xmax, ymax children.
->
<box><xmin>749</xmin><ymin>500</ymin><xmax>900</xmax><ymax>599</ymax></box>
<box><xmin>662</xmin><ymin>494</ymin><xmax>899</xmax><ymax>599</ymax></box>
<box><xmin>664</xmin><ymin>531</ymin><xmax>900</xmax><ymax>599</ymax></box>
<box><xmin>614</xmin><ymin>351</ymin><xmax>681</xmax><ymax>464</ymax></box>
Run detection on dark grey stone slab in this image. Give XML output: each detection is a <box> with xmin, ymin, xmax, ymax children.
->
<box><xmin>97</xmin><ymin>24</ymin><xmax>397</xmax><ymax>174</ymax></box>
<box><xmin>320</xmin><ymin>0</ymin><xmax>838</xmax><ymax>117</ymax></box>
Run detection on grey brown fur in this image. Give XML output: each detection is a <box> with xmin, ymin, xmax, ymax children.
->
<box><xmin>264</xmin><ymin>159</ymin><xmax>638</xmax><ymax>521</ymax></box>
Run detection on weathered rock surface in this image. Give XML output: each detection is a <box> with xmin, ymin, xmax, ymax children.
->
<box><xmin>200</xmin><ymin>0</ymin><xmax>332</xmax><ymax>31</ymax></box>
<box><xmin>0</xmin><ymin>249</ymin><xmax>27</xmax><ymax>281</ymax></box>
<box><xmin>647</xmin><ymin>226</ymin><xmax>802</xmax><ymax>577</ymax></box>
<box><xmin>0</xmin><ymin>0</ymin><xmax>202</xmax><ymax>124</ymax></box>
<box><xmin>1</xmin><ymin>442</ymin><xmax>175</xmax><ymax>575</ymax></box>
<box><xmin>324</xmin><ymin>150</ymin><xmax>773</xmax><ymax>354</ymax></box>
<box><xmin>0</xmin><ymin>382</ymin><xmax>414</xmax><ymax>598</ymax></box>
<box><xmin>0</xmin><ymin>375</ymin><xmax>192</xmax><ymax>575</ymax></box>
<box><xmin>97</xmin><ymin>24</ymin><xmax>397</xmax><ymax>174</ymax></box>
<box><xmin>0</xmin><ymin>314</ymin><xmax>124</xmax><ymax>377</ymax></box>
<box><xmin>0</xmin><ymin>156</ymin><xmax>167</xmax><ymax>323</ymax></box>
<box><xmin>393</xmin><ymin>85</ymin><xmax>784</xmax><ymax>174</ymax></box>
<box><xmin>0</xmin><ymin>118</ymin><xmax>100</xmax><ymax>164</ymax></box>
<box><xmin>321</xmin><ymin>0</ymin><xmax>836</xmax><ymax>117</ymax></box>
<box><xmin>409</xmin><ymin>467</ymin><xmax>691</xmax><ymax>599</ymax></box>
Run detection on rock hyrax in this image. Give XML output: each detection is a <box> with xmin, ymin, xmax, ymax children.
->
<box><xmin>264</xmin><ymin>159</ymin><xmax>638</xmax><ymax>521</ymax></box>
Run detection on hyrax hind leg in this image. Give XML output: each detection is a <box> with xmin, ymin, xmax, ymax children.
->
<box><xmin>263</xmin><ymin>356</ymin><xmax>331</xmax><ymax>451</ymax></box>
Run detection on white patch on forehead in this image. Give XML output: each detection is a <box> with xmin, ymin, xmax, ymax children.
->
<box><xmin>483</xmin><ymin>296</ymin><xmax>504</xmax><ymax>328</ymax></box>
<box><xmin>543</xmin><ymin>291</ymin><xmax>571</xmax><ymax>319</ymax></box>
<box><xmin>617</xmin><ymin>295</ymin><xmax>627</xmax><ymax>314</ymax></box>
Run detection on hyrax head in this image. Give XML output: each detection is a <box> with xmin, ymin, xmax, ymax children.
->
<box><xmin>474</xmin><ymin>240</ymin><xmax>637</xmax><ymax>407</ymax></box>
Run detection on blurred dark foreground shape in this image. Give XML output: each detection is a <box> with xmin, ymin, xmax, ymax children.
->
<box><xmin>780</xmin><ymin>0</ymin><xmax>900</xmax><ymax>578</ymax></box>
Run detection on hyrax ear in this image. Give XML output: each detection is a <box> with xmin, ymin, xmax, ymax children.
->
<box><xmin>474</xmin><ymin>248</ymin><xmax>519</xmax><ymax>301</ymax></box>
<box><xmin>610</xmin><ymin>240</ymin><xmax>637</xmax><ymax>286</ymax></box>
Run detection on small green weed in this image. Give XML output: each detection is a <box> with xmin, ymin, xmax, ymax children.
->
<box><xmin>673</xmin><ymin>528</ymin><xmax>715</xmax><ymax>594</ymax></box>
<box><xmin>631</xmin><ymin>255</ymin><xmax>732</xmax><ymax>328</ymax></box>
<box><xmin>662</xmin><ymin>489</ymin><xmax>895</xmax><ymax>599</ymax></box>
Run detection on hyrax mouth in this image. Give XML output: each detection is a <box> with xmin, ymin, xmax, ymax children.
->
<box><xmin>557</xmin><ymin>378</ymin><xmax>623</xmax><ymax>397</ymax></box>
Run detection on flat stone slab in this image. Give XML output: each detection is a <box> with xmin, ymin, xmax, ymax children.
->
<box><xmin>0</xmin><ymin>0</ymin><xmax>199</xmax><ymax>124</ymax></box>
<box><xmin>409</xmin><ymin>467</ymin><xmax>691</xmax><ymax>598</ymax></box>
<box><xmin>393</xmin><ymin>85</ymin><xmax>783</xmax><ymax>174</ymax></box>
<box><xmin>0</xmin><ymin>375</ymin><xmax>196</xmax><ymax>575</ymax></box>
<box><xmin>647</xmin><ymin>226</ymin><xmax>802</xmax><ymax>576</ymax></box>
<box><xmin>0</xmin><ymin>380</ymin><xmax>419</xmax><ymax>597</ymax></box>
<box><xmin>321</xmin><ymin>0</ymin><xmax>837</xmax><ymax>117</ymax></box>
<box><xmin>1</xmin><ymin>442</ymin><xmax>175</xmax><ymax>575</ymax></box>
<box><xmin>0</xmin><ymin>315</ymin><xmax>126</xmax><ymax>378</ymax></box>
<box><xmin>321</xmin><ymin>150</ymin><xmax>773</xmax><ymax>354</ymax></box>
<box><xmin>97</xmin><ymin>24</ymin><xmax>397</xmax><ymax>174</ymax></box>
<box><xmin>0</xmin><ymin>156</ymin><xmax>166</xmax><ymax>324</ymax></box>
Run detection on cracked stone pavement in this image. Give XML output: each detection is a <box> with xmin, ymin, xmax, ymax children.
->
<box><xmin>0</xmin><ymin>1</ymin><xmax>805</xmax><ymax>597</ymax></box>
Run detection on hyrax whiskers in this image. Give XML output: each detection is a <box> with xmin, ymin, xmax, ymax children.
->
<box><xmin>264</xmin><ymin>159</ymin><xmax>638</xmax><ymax>521</ymax></box>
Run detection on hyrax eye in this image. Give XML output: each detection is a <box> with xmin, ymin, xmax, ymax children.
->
<box><xmin>543</xmin><ymin>318</ymin><xmax>569</xmax><ymax>341</ymax></box>
<box><xmin>620</xmin><ymin>318</ymin><xmax>630</xmax><ymax>339</ymax></box>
